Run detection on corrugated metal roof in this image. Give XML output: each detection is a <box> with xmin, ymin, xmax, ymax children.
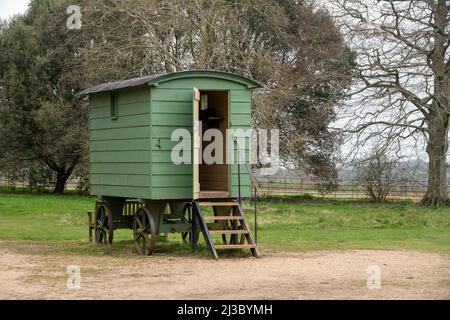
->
<box><xmin>79</xmin><ymin>74</ymin><xmax>162</xmax><ymax>95</ymax></box>
<box><xmin>79</xmin><ymin>70</ymin><xmax>262</xmax><ymax>96</ymax></box>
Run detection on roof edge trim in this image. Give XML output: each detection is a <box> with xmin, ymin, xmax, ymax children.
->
<box><xmin>148</xmin><ymin>70</ymin><xmax>262</xmax><ymax>89</ymax></box>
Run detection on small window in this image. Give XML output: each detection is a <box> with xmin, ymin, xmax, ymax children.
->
<box><xmin>110</xmin><ymin>91</ymin><xmax>118</xmax><ymax>119</ymax></box>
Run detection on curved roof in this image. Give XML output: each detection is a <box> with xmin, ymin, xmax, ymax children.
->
<box><xmin>79</xmin><ymin>70</ymin><xmax>262</xmax><ymax>95</ymax></box>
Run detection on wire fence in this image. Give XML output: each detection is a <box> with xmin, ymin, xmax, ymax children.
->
<box><xmin>254</xmin><ymin>177</ymin><xmax>440</xmax><ymax>201</ymax></box>
<box><xmin>0</xmin><ymin>176</ymin><xmax>79</xmax><ymax>192</ymax></box>
<box><xmin>0</xmin><ymin>175</ymin><xmax>445</xmax><ymax>202</ymax></box>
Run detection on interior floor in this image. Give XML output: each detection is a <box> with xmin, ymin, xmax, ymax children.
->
<box><xmin>198</xmin><ymin>191</ymin><xmax>229</xmax><ymax>199</ymax></box>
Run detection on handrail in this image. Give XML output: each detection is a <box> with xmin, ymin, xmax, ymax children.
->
<box><xmin>232</xmin><ymin>137</ymin><xmax>261</xmax><ymax>195</ymax></box>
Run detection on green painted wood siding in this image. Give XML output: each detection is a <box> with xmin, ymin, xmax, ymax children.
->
<box><xmin>150</xmin><ymin>86</ymin><xmax>192</xmax><ymax>199</ymax></box>
<box><xmin>89</xmin><ymin>86</ymin><xmax>152</xmax><ymax>199</ymax></box>
<box><xmin>88</xmin><ymin>74</ymin><xmax>254</xmax><ymax>200</ymax></box>
<box><xmin>150</xmin><ymin>77</ymin><xmax>252</xmax><ymax>199</ymax></box>
<box><xmin>230</xmin><ymin>90</ymin><xmax>252</xmax><ymax>198</ymax></box>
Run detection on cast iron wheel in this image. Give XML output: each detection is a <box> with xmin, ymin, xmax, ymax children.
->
<box><xmin>210</xmin><ymin>207</ymin><xmax>234</xmax><ymax>245</ymax></box>
<box><xmin>222</xmin><ymin>233</ymin><xmax>246</xmax><ymax>245</ymax></box>
<box><xmin>181</xmin><ymin>203</ymin><xmax>192</xmax><ymax>244</ymax></box>
<box><xmin>220</xmin><ymin>220</ymin><xmax>243</xmax><ymax>245</ymax></box>
<box><xmin>95</xmin><ymin>202</ymin><xmax>114</xmax><ymax>245</ymax></box>
<box><xmin>133</xmin><ymin>207</ymin><xmax>157</xmax><ymax>256</ymax></box>
<box><xmin>219</xmin><ymin>211</ymin><xmax>245</xmax><ymax>245</ymax></box>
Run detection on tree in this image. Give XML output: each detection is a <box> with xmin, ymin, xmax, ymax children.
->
<box><xmin>0</xmin><ymin>0</ymin><xmax>353</xmax><ymax>193</ymax></box>
<box><xmin>0</xmin><ymin>0</ymin><xmax>90</xmax><ymax>193</ymax></box>
<box><xmin>331</xmin><ymin>0</ymin><xmax>450</xmax><ymax>205</ymax></box>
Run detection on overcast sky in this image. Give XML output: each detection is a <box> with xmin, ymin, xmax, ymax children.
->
<box><xmin>0</xmin><ymin>0</ymin><xmax>29</xmax><ymax>20</ymax></box>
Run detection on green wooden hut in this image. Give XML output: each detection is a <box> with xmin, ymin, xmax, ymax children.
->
<box><xmin>80</xmin><ymin>70</ymin><xmax>261</xmax><ymax>258</ymax></box>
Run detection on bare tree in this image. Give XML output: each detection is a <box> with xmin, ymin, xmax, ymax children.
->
<box><xmin>331</xmin><ymin>0</ymin><xmax>450</xmax><ymax>205</ymax></box>
<box><xmin>83</xmin><ymin>0</ymin><xmax>353</xmax><ymax>187</ymax></box>
<box><xmin>355</xmin><ymin>149</ymin><xmax>397</xmax><ymax>203</ymax></box>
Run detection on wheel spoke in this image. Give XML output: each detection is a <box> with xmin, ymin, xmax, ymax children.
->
<box><xmin>142</xmin><ymin>213</ymin><xmax>147</xmax><ymax>228</ymax></box>
<box><xmin>94</xmin><ymin>203</ymin><xmax>113</xmax><ymax>245</ymax></box>
<box><xmin>136</xmin><ymin>234</ymin><xmax>144</xmax><ymax>242</ymax></box>
<box><xmin>136</xmin><ymin>215</ymin><xmax>143</xmax><ymax>228</ymax></box>
<box><xmin>133</xmin><ymin>207</ymin><xmax>156</xmax><ymax>256</ymax></box>
<box><xmin>98</xmin><ymin>230</ymin><xmax>105</xmax><ymax>242</ymax></box>
<box><xmin>100</xmin><ymin>208</ymin><xmax>106</xmax><ymax>224</ymax></box>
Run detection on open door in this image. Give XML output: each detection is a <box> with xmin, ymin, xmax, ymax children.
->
<box><xmin>193</xmin><ymin>87</ymin><xmax>201</xmax><ymax>199</ymax></box>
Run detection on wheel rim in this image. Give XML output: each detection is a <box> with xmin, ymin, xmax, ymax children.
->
<box><xmin>220</xmin><ymin>220</ymin><xmax>241</xmax><ymax>245</ymax></box>
<box><xmin>181</xmin><ymin>203</ymin><xmax>191</xmax><ymax>244</ymax></box>
<box><xmin>133</xmin><ymin>207</ymin><xmax>156</xmax><ymax>256</ymax></box>
<box><xmin>220</xmin><ymin>211</ymin><xmax>244</xmax><ymax>245</ymax></box>
<box><xmin>210</xmin><ymin>207</ymin><xmax>238</xmax><ymax>245</ymax></box>
<box><xmin>95</xmin><ymin>203</ymin><xmax>113</xmax><ymax>245</ymax></box>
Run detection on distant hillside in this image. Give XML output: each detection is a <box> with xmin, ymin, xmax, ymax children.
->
<box><xmin>253</xmin><ymin>158</ymin><xmax>450</xmax><ymax>184</ymax></box>
<box><xmin>338</xmin><ymin>159</ymin><xmax>432</xmax><ymax>183</ymax></box>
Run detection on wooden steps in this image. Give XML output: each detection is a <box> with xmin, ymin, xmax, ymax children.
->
<box><xmin>204</xmin><ymin>216</ymin><xmax>243</xmax><ymax>221</ymax></box>
<box><xmin>215</xmin><ymin>244</ymin><xmax>256</xmax><ymax>249</ymax></box>
<box><xmin>192</xmin><ymin>200</ymin><xmax>259</xmax><ymax>259</ymax></box>
<box><xmin>198</xmin><ymin>201</ymin><xmax>239</xmax><ymax>207</ymax></box>
<box><xmin>209</xmin><ymin>230</ymin><xmax>249</xmax><ymax>235</ymax></box>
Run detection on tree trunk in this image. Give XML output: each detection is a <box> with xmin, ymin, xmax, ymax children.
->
<box><xmin>53</xmin><ymin>171</ymin><xmax>70</xmax><ymax>194</ymax></box>
<box><xmin>421</xmin><ymin>115</ymin><xmax>449</xmax><ymax>206</ymax></box>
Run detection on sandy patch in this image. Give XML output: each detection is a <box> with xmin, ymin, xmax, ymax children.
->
<box><xmin>0</xmin><ymin>244</ymin><xmax>448</xmax><ymax>300</ymax></box>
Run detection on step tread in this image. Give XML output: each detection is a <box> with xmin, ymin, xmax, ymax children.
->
<box><xmin>209</xmin><ymin>230</ymin><xmax>249</xmax><ymax>235</ymax></box>
<box><xmin>215</xmin><ymin>244</ymin><xmax>257</xmax><ymax>249</ymax></box>
<box><xmin>198</xmin><ymin>202</ymin><xmax>239</xmax><ymax>207</ymax></box>
<box><xmin>204</xmin><ymin>216</ymin><xmax>243</xmax><ymax>221</ymax></box>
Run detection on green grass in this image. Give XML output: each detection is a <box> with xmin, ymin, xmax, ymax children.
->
<box><xmin>0</xmin><ymin>190</ymin><xmax>449</xmax><ymax>255</ymax></box>
<box><xmin>246</xmin><ymin>199</ymin><xmax>450</xmax><ymax>253</ymax></box>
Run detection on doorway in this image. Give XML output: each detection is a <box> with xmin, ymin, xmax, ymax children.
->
<box><xmin>196</xmin><ymin>90</ymin><xmax>230</xmax><ymax>199</ymax></box>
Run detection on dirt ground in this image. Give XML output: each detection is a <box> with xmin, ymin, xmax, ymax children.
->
<box><xmin>0</xmin><ymin>243</ymin><xmax>448</xmax><ymax>300</ymax></box>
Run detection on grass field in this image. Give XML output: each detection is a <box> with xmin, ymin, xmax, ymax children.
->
<box><xmin>0</xmin><ymin>190</ymin><xmax>449</xmax><ymax>254</ymax></box>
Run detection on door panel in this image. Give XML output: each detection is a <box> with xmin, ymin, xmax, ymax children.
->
<box><xmin>193</xmin><ymin>87</ymin><xmax>201</xmax><ymax>199</ymax></box>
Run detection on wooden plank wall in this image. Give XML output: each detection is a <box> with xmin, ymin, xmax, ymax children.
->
<box><xmin>88</xmin><ymin>77</ymin><xmax>253</xmax><ymax>200</ymax></box>
<box><xmin>89</xmin><ymin>87</ymin><xmax>152</xmax><ymax>198</ymax></box>
<box><xmin>229</xmin><ymin>89</ymin><xmax>252</xmax><ymax>197</ymax></box>
<box><xmin>151</xmin><ymin>78</ymin><xmax>252</xmax><ymax>199</ymax></box>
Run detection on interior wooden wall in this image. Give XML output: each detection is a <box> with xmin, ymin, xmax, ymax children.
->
<box><xmin>199</xmin><ymin>91</ymin><xmax>229</xmax><ymax>191</ymax></box>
